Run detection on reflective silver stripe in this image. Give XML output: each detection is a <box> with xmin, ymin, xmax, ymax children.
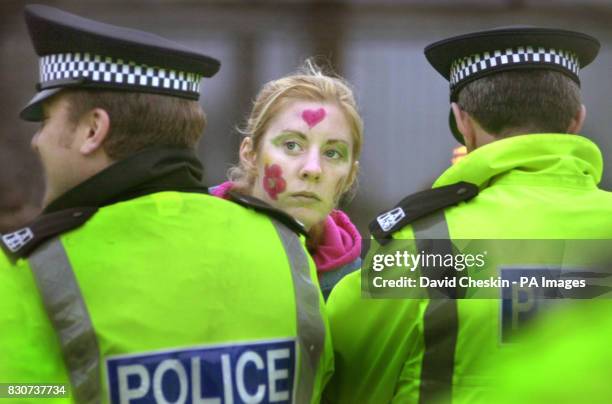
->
<box><xmin>413</xmin><ymin>210</ymin><xmax>451</xmax><ymax>240</ymax></box>
<box><xmin>413</xmin><ymin>211</ymin><xmax>458</xmax><ymax>404</ymax></box>
<box><xmin>29</xmin><ymin>237</ymin><xmax>101</xmax><ymax>403</ymax></box>
<box><xmin>272</xmin><ymin>220</ymin><xmax>325</xmax><ymax>404</ymax></box>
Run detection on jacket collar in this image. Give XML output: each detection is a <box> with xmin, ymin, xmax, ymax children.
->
<box><xmin>44</xmin><ymin>146</ymin><xmax>208</xmax><ymax>213</ymax></box>
<box><xmin>434</xmin><ymin>134</ymin><xmax>603</xmax><ymax>189</ymax></box>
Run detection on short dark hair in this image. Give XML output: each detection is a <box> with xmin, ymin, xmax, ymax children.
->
<box><xmin>63</xmin><ymin>90</ymin><xmax>206</xmax><ymax>160</ymax></box>
<box><xmin>457</xmin><ymin>70</ymin><xmax>581</xmax><ymax>137</ymax></box>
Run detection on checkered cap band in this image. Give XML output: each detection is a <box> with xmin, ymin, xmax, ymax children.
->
<box><xmin>39</xmin><ymin>52</ymin><xmax>202</xmax><ymax>95</ymax></box>
<box><xmin>449</xmin><ymin>47</ymin><xmax>580</xmax><ymax>89</ymax></box>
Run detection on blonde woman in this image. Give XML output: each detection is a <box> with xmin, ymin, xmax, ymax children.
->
<box><xmin>212</xmin><ymin>62</ymin><xmax>363</xmax><ymax>299</ymax></box>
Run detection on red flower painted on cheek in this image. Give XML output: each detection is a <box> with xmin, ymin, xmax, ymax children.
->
<box><xmin>263</xmin><ymin>164</ymin><xmax>287</xmax><ymax>200</ymax></box>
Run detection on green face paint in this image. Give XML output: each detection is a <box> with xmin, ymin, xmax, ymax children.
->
<box><xmin>250</xmin><ymin>100</ymin><xmax>355</xmax><ymax>231</ymax></box>
<box><xmin>324</xmin><ymin>141</ymin><xmax>349</xmax><ymax>162</ymax></box>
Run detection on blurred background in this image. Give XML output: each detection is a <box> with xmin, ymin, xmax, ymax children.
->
<box><xmin>1</xmin><ymin>0</ymin><xmax>611</xmax><ymax>234</ymax></box>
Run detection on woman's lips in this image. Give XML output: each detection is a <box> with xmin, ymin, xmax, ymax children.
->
<box><xmin>290</xmin><ymin>191</ymin><xmax>321</xmax><ymax>201</ymax></box>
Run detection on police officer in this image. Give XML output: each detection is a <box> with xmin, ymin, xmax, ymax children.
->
<box><xmin>0</xmin><ymin>5</ymin><xmax>332</xmax><ymax>403</ymax></box>
<box><xmin>484</xmin><ymin>300</ymin><xmax>612</xmax><ymax>403</ymax></box>
<box><xmin>324</xmin><ymin>27</ymin><xmax>612</xmax><ymax>403</ymax></box>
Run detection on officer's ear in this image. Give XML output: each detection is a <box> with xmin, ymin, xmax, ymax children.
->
<box><xmin>239</xmin><ymin>137</ymin><xmax>257</xmax><ymax>174</ymax></box>
<box><xmin>567</xmin><ymin>104</ymin><xmax>586</xmax><ymax>134</ymax></box>
<box><xmin>451</xmin><ymin>102</ymin><xmax>477</xmax><ymax>151</ymax></box>
<box><xmin>78</xmin><ymin>108</ymin><xmax>110</xmax><ymax>156</ymax></box>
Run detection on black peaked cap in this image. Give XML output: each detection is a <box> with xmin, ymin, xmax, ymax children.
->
<box><xmin>25</xmin><ymin>4</ymin><xmax>220</xmax><ymax>76</ymax></box>
<box><xmin>20</xmin><ymin>4</ymin><xmax>220</xmax><ymax>121</ymax></box>
<box><xmin>424</xmin><ymin>26</ymin><xmax>600</xmax><ymax>144</ymax></box>
<box><xmin>425</xmin><ymin>26</ymin><xmax>599</xmax><ymax>82</ymax></box>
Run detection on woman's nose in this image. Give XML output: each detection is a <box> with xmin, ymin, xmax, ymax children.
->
<box><xmin>300</xmin><ymin>151</ymin><xmax>322</xmax><ymax>181</ymax></box>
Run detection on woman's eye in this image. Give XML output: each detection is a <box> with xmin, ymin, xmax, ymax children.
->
<box><xmin>324</xmin><ymin>149</ymin><xmax>342</xmax><ymax>159</ymax></box>
<box><xmin>284</xmin><ymin>141</ymin><xmax>302</xmax><ymax>152</ymax></box>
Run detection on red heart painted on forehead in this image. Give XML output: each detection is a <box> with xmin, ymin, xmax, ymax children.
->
<box><xmin>302</xmin><ymin>108</ymin><xmax>326</xmax><ymax>128</ymax></box>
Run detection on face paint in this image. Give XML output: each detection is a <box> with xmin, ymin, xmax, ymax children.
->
<box><xmin>323</xmin><ymin>141</ymin><xmax>350</xmax><ymax>162</ymax></box>
<box><xmin>301</xmin><ymin>108</ymin><xmax>326</xmax><ymax>129</ymax></box>
<box><xmin>251</xmin><ymin>101</ymin><xmax>354</xmax><ymax>231</ymax></box>
<box><xmin>262</xmin><ymin>163</ymin><xmax>286</xmax><ymax>200</ymax></box>
<box><xmin>332</xmin><ymin>174</ymin><xmax>348</xmax><ymax>206</ymax></box>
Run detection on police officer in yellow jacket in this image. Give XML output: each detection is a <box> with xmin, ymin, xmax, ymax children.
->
<box><xmin>0</xmin><ymin>5</ymin><xmax>332</xmax><ymax>403</ymax></box>
<box><xmin>324</xmin><ymin>27</ymin><xmax>612</xmax><ymax>403</ymax></box>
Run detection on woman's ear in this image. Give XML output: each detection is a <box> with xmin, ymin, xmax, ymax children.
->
<box><xmin>239</xmin><ymin>137</ymin><xmax>257</xmax><ymax>173</ymax></box>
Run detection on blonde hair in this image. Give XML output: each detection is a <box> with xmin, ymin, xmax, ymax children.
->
<box><xmin>229</xmin><ymin>59</ymin><xmax>363</xmax><ymax>200</ymax></box>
